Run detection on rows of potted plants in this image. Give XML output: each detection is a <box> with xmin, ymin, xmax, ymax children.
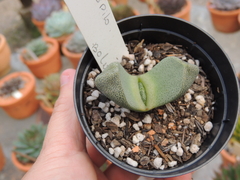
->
<box><xmin>138</xmin><ymin>0</ymin><xmax>240</xmax><ymax>33</ymax></box>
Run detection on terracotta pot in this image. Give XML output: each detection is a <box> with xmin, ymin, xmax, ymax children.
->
<box><xmin>0</xmin><ymin>72</ymin><xmax>39</xmax><ymax>119</ymax></box>
<box><xmin>31</xmin><ymin>18</ymin><xmax>45</xmax><ymax>34</ymax></box>
<box><xmin>11</xmin><ymin>152</ymin><xmax>33</xmax><ymax>172</ymax></box>
<box><xmin>149</xmin><ymin>0</ymin><xmax>191</xmax><ymax>21</ymax></box>
<box><xmin>0</xmin><ymin>34</ymin><xmax>11</xmax><ymax>77</ymax></box>
<box><xmin>220</xmin><ymin>149</ymin><xmax>237</xmax><ymax>168</ymax></box>
<box><xmin>40</xmin><ymin>101</ymin><xmax>53</xmax><ymax>116</ymax></box>
<box><xmin>207</xmin><ymin>2</ymin><xmax>240</xmax><ymax>33</ymax></box>
<box><xmin>0</xmin><ymin>145</ymin><xmax>5</xmax><ymax>171</ymax></box>
<box><xmin>20</xmin><ymin>37</ymin><xmax>61</xmax><ymax>79</ymax></box>
<box><xmin>42</xmin><ymin>29</ymin><xmax>73</xmax><ymax>45</ymax></box>
<box><xmin>61</xmin><ymin>37</ymin><xmax>83</xmax><ymax>69</ymax></box>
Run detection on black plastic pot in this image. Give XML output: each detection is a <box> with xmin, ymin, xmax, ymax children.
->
<box><xmin>74</xmin><ymin>15</ymin><xmax>239</xmax><ymax>178</ymax></box>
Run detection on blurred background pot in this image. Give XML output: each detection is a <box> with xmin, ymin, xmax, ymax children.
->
<box><xmin>31</xmin><ymin>0</ymin><xmax>62</xmax><ymax>34</ymax></box>
<box><xmin>0</xmin><ymin>72</ymin><xmax>39</xmax><ymax>119</ymax></box>
<box><xmin>74</xmin><ymin>15</ymin><xmax>239</xmax><ymax>178</ymax></box>
<box><xmin>207</xmin><ymin>2</ymin><xmax>240</xmax><ymax>33</ymax></box>
<box><xmin>11</xmin><ymin>152</ymin><xmax>32</xmax><ymax>172</ymax></box>
<box><xmin>36</xmin><ymin>73</ymin><xmax>60</xmax><ymax>118</ymax></box>
<box><xmin>61</xmin><ymin>31</ymin><xmax>87</xmax><ymax>69</ymax></box>
<box><xmin>20</xmin><ymin>37</ymin><xmax>61</xmax><ymax>79</ymax></box>
<box><xmin>0</xmin><ymin>34</ymin><xmax>11</xmax><ymax>77</ymax></box>
<box><xmin>144</xmin><ymin>0</ymin><xmax>191</xmax><ymax>21</ymax></box>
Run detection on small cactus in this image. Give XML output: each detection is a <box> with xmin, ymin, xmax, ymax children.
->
<box><xmin>45</xmin><ymin>10</ymin><xmax>75</xmax><ymax>38</ymax></box>
<box><xmin>66</xmin><ymin>31</ymin><xmax>87</xmax><ymax>53</ymax></box>
<box><xmin>31</xmin><ymin>0</ymin><xmax>62</xmax><ymax>21</ymax></box>
<box><xmin>95</xmin><ymin>57</ymin><xmax>199</xmax><ymax>112</ymax></box>
<box><xmin>13</xmin><ymin>124</ymin><xmax>47</xmax><ymax>164</ymax></box>
<box><xmin>36</xmin><ymin>73</ymin><xmax>60</xmax><ymax>108</ymax></box>
<box><xmin>21</xmin><ymin>38</ymin><xmax>48</xmax><ymax>61</ymax></box>
<box><xmin>210</xmin><ymin>0</ymin><xmax>240</xmax><ymax>10</ymax></box>
<box><xmin>111</xmin><ymin>4</ymin><xmax>135</xmax><ymax>21</ymax></box>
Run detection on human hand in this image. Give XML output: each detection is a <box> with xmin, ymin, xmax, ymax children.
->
<box><xmin>22</xmin><ymin>69</ymin><xmax>192</xmax><ymax>180</ymax></box>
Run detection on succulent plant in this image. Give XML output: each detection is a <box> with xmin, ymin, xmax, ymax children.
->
<box><xmin>95</xmin><ymin>56</ymin><xmax>199</xmax><ymax>112</ymax></box>
<box><xmin>21</xmin><ymin>38</ymin><xmax>48</xmax><ymax>61</ymax></box>
<box><xmin>36</xmin><ymin>73</ymin><xmax>60</xmax><ymax>108</ymax></box>
<box><xmin>155</xmin><ymin>0</ymin><xmax>186</xmax><ymax>15</ymax></box>
<box><xmin>214</xmin><ymin>163</ymin><xmax>240</xmax><ymax>180</ymax></box>
<box><xmin>66</xmin><ymin>31</ymin><xmax>87</xmax><ymax>53</ymax></box>
<box><xmin>13</xmin><ymin>124</ymin><xmax>47</xmax><ymax>164</ymax></box>
<box><xmin>45</xmin><ymin>10</ymin><xmax>75</xmax><ymax>38</ymax></box>
<box><xmin>0</xmin><ymin>77</ymin><xmax>25</xmax><ymax>98</ymax></box>
<box><xmin>210</xmin><ymin>0</ymin><xmax>240</xmax><ymax>10</ymax></box>
<box><xmin>111</xmin><ymin>4</ymin><xmax>135</xmax><ymax>21</ymax></box>
<box><xmin>31</xmin><ymin>0</ymin><xmax>62</xmax><ymax>21</ymax></box>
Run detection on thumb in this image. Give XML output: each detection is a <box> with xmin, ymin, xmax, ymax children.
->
<box><xmin>42</xmin><ymin>69</ymin><xmax>86</xmax><ymax>154</ymax></box>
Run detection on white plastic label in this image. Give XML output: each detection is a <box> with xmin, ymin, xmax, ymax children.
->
<box><xmin>64</xmin><ymin>0</ymin><xmax>129</xmax><ymax>70</ymax></box>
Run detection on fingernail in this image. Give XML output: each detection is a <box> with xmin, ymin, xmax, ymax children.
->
<box><xmin>61</xmin><ymin>74</ymin><xmax>70</xmax><ymax>87</ymax></box>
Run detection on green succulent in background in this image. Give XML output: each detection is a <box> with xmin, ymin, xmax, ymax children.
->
<box><xmin>36</xmin><ymin>73</ymin><xmax>60</xmax><ymax>108</ymax></box>
<box><xmin>111</xmin><ymin>4</ymin><xmax>135</xmax><ymax>21</ymax></box>
<box><xmin>95</xmin><ymin>56</ymin><xmax>199</xmax><ymax>112</ymax></box>
<box><xmin>21</xmin><ymin>38</ymin><xmax>48</xmax><ymax>61</ymax></box>
<box><xmin>45</xmin><ymin>10</ymin><xmax>75</xmax><ymax>38</ymax></box>
<box><xmin>214</xmin><ymin>163</ymin><xmax>240</xmax><ymax>180</ymax></box>
<box><xmin>66</xmin><ymin>30</ymin><xmax>87</xmax><ymax>53</ymax></box>
<box><xmin>13</xmin><ymin>124</ymin><xmax>47</xmax><ymax>164</ymax></box>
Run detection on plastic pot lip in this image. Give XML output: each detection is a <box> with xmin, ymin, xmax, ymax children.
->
<box><xmin>207</xmin><ymin>2</ymin><xmax>240</xmax><ymax>16</ymax></box>
<box><xmin>0</xmin><ymin>71</ymin><xmax>36</xmax><ymax>107</ymax></box>
<box><xmin>74</xmin><ymin>15</ymin><xmax>239</xmax><ymax>178</ymax></box>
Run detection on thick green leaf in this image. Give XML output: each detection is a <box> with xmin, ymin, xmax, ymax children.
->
<box><xmin>95</xmin><ymin>56</ymin><xmax>199</xmax><ymax>112</ymax></box>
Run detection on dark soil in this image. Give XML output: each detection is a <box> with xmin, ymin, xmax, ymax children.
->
<box><xmin>83</xmin><ymin>40</ymin><xmax>214</xmax><ymax>170</ymax></box>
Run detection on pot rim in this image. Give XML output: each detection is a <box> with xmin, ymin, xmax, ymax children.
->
<box><xmin>207</xmin><ymin>2</ymin><xmax>240</xmax><ymax>16</ymax></box>
<box><xmin>11</xmin><ymin>152</ymin><xmax>32</xmax><ymax>172</ymax></box>
<box><xmin>0</xmin><ymin>71</ymin><xmax>36</xmax><ymax>107</ymax></box>
<box><xmin>31</xmin><ymin>17</ymin><xmax>45</xmax><ymax>25</ymax></box>
<box><xmin>172</xmin><ymin>0</ymin><xmax>191</xmax><ymax>18</ymax></box>
<box><xmin>149</xmin><ymin>0</ymin><xmax>191</xmax><ymax>19</ymax></box>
